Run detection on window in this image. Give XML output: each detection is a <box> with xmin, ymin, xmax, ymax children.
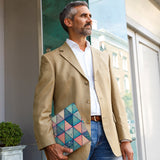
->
<box><xmin>124</xmin><ymin>75</ymin><xmax>130</xmax><ymax>91</ymax></box>
<box><xmin>112</xmin><ymin>52</ymin><xmax>119</xmax><ymax>68</ymax></box>
<box><xmin>123</xmin><ymin>57</ymin><xmax>128</xmax><ymax>71</ymax></box>
<box><xmin>100</xmin><ymin>42</ymin><xmax>106</xmax><ymax>51</ymax></box>
<box><xmin>116</xmin><ymin>77</ymin><xmax>121</xmax><ymax>90</ymax></box>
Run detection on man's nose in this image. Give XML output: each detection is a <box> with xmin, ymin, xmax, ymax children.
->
<box><xmin>87</xmin><ymin>16</ymin><xmax>92</xmax><ymax>23</ymax></box>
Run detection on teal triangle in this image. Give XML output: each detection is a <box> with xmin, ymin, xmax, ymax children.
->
<box><xmin>66</xmin><ymin>128</ymin><xmax>73</xmax><ymax>138</ymax></box>
<box><xmin>66</xmin><ymin>139</ymin><xmax>74</xmax><ymax>149</ymax></box>
<box><xmin>74</xmin><ymin>111</ymin><xmax>81</xmax><ymax>120</ymax></box>
<box><xmin>56</xmin><ymin>126</ymin><xmax>64</xmax><ymax>136</ymax></box>
<box><xmin>73</xmin><ymin>128</ymin><xmax>81</xmax><ymax>138</ymax></box>
<box><xmin>73</xmin><ymin>140</ymin><xmax>81</xmax><ymax>150</ymax></box>
<box><xmin>72</xmin><ymin>104</ymin><xmax>78</xmax><ymax>113</ymax></box>
<box><xmin>66</xmin><ymin>104</ymin><xmax>73</xmax><ymax>113</ymax></box>
<box><xmin>82</xmin><ymin>131</ymin><xmax>91</xmax><ymax>141</ymax></box>
<box><xmin>73</xmin><ymin>115</ymin><xmax>81</xmax><ymax>126</ymax></box>
<box><xmin>55</xmin><ymin>137</ymin><xmax>64</xmax><ymax>146</ymax></box>
<box><xmin>57</xmin><ymin>120</ymin><xmax>65</xmax><ymax>131</ymax></box>
<box><xmin>65</xmin><ymin>133</ymin><xmax>73</xmax><ymax>144</ymax></box>
<box><xmin>65</xmin><ymin>115</ymin><xmax>73</xmax><ymax>126</ymax></box>
<box><xmin>64</xmin><ymin>108</ymin><xmax>72</xmax><ymax>119</ymax></box>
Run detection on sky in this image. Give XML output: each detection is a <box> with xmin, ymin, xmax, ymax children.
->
<box><xmin>89</xmin><ymin>0</ymin><xmax>128</xmax><ymax>41</ymax></box>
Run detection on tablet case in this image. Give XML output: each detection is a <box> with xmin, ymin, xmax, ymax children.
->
<box><xmin>51</xmin><ymin>103</ymin><xmax>91</xmax><ymax>154</ymax></box>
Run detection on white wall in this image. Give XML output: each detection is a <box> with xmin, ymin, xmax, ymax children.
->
<box><xmin>126</xmin><ymin>0</ymin><xmax>160</xmax><ymax>39</ymax></box>
<box><xmin>0</xmin><ymin>0</ymin><xmax>5</xmax><ymax>122</ymax></box>
<box><xmin>4</xmin><ymin>0</ymin><xmax>41</xmax><ymax>159</ymax></box>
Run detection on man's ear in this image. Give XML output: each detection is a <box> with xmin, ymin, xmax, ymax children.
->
<box><xmin>64</xmin><ymin>18</ymin><xmax>73</xmax><ymax>28</ymax></box>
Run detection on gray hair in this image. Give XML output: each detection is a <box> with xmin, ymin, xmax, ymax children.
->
<box><xmin>59</xmin><ymin>1</ymin><xmax>88</xmax><ymax>33</ymax></box>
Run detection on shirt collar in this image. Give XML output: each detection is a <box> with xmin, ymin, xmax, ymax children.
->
<box><xmin>66</xmin><ymin>38</ymin><xmax>90</xmax><ymax>51</ymax></box>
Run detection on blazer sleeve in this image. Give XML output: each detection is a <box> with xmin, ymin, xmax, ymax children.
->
<box><xmin>108</xmin><ymin>54</ymin><xmax>132</xmax><ymax>142</ymax></box>
<box><xmin>33</xmin><ymin>55</ymin><xmax>56</xmax><ymax>150</ymax></box>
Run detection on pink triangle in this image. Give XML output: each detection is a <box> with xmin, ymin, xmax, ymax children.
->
<box><xmin>74</xmin><ymin>122</ymin><xmax>82</xmax><ymax>133</ymax></box>
<box><xmin>82</xmin><ymin>135</ymin><xmax>89</xmax><ymax>145</ymax></box>
<box><xmin>74</xmin><ymin>135</ymin><xmax>82</xmax><ymax>146</ymax></box>
<box><xmin>57</xmin><ymin>133</ymin><xmax>65</xmax><ymax>143</ymax></box>
<box><xmin>65</xmin><ymin>121</ymin><xmax>72</xmax><ymax>131</ymax></box>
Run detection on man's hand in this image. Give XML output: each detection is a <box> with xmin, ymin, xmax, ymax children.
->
<box><xmin>120</xmin><ymin>141</ymin><xmax>133</xmax><ymax>160</ymax></box>
<box><xmin>44</xmin><ymin>144</ymin><xmax>73</xmax><ymax>160</ymax></box>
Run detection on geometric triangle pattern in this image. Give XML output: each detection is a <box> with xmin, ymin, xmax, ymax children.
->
<box><xmin>51</xmin><ymin>103</ymin><xmax>91</xmax><ymax>155</ymax></box>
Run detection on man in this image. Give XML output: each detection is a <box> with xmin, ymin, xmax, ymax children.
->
<box><xmin>33</xmin><ymin>1</ymin><xmax>133</xmax><ymax>160</ymax></box>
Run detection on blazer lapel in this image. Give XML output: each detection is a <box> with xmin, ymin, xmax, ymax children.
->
<box><xmin>59</xmin><ymin>42</ymin><xmax>87</xmax><ymax>79</ymax></box>
<box><xmin>91</xmin><ymin>47</ymin><xmax>101</xmax><ymax>81</ymax></box>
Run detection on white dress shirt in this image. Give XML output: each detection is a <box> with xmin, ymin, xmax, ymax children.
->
<box><xmin>66</xmin><ymin>39</ymin><xmax>101</xmax><ymax>116</ymax></box>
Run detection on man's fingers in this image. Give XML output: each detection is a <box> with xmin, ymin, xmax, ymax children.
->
<box><xmin>126</xmin><ymin>151</ymin><xmax>134</xmax><ymax>160</ymax></box>
<box><xmin>62</xmin><ymin>147</ymin><xmax>73</xmax><ymax>153</ymax></box>
<box><xmin>58</xmin><ymin>154</ymin><xmax>68</xmax><ymax>160</ymax></box>
<box><xmin>122</xmin><ymin>151</ymin><xmax>126</xmax><ymax>160</ymax></box>
<box><xmin>57</xmin><ymin>147</ymin><xmax>73</xmax><ymax>160</ymax></box>
<box><xmin>120</xmin><ymin>142</ymin><xmax>133</xmax><ymax>160</ymax></box>
<box><xmin>44</xmin><ymin>144</ymin><xmax>71</xmax><ymax>160</ymax></box>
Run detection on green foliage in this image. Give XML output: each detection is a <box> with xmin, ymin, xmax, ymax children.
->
<box><xmin>122</xmin><ymin>92</ymin><xmax>134</xmax><ymax>120</ymax></box>
<box><xmin>0</xmin><ymin>122</ymin><xmax>23</xmax><ymax>147</ymax></box>
<box><xmin>122</xmin><ymin>92</ymin><xmax>132</xmax><ymax>107</ymax></box>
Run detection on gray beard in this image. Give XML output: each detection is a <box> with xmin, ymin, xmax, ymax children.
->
<box><xmin>80</xmin><ymin>27</ymin><xmax>92</xmax><ymax>36</ymax></box>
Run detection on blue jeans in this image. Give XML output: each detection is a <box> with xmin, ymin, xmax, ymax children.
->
<box><xmin>87</xmin><ymin>121</ymin><xmax>122</xmax><ymax>160</ymax></box>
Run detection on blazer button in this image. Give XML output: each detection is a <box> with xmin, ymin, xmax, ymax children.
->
<box><xmin>87</xmin><ymin>100</ymin><xmax>90</xmax><ymax>104</ymax></box>
<box><xmin>86</xmin><ymin>120</ymin><xmax>90</xmax><ymax>124</ymax></box>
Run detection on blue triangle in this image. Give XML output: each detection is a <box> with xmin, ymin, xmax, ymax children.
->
<box><xmin>73</xmin><ymin>115</ymin><xmax>81</xmax><ymax>126</ymax></box>
<box><xmin>65</xmin><ymin>115</ymin><xmax>73</xmax><ymax>126</ymax></box>
<box><xmin>56</xmin><ymin>126</ymin><xmax>64</xmax><ymax>136</ymax></box>
<box><xmin>57</xmin><ymin>120</ymin><xmax>65</xmax><ymax>131</ymax></box>
<box><xmin>65</xmin><ymin>139</ymin><xmax>74</xmax><ymax>149</ymax></box>
<box><xmin>65</xmin><ymin>133</ymin><xmax>73</xmax><ymax>144</ymax></box>
<box><xmin>64</xmin><ymin>108</ymin><xmax>72</xmax><ymax>119</ymax></box>
<box><xmin>73</xmin><ymin>141</ymin><xmax>81</xmax><ymax>150</ymax></box>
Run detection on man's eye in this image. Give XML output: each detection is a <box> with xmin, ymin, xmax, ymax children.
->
<box><xmin>81</xmin><ymin>14</ymin><xmax>86</xmax><ymax>17</ymax></box>
<box><xmin>81</xmin><ymin>14</ymin><xmax>91</xmax><ymax>18</ymax></box>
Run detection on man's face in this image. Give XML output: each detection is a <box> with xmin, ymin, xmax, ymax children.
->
<box><xmin>70</xmin><ymin>6</ymin><xmax>92</xmax><ymax>37</ymax></box>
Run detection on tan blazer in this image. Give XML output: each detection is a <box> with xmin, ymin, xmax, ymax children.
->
<box><xmin>33</xmin><ymin>42</ymin><xmax>131</xmax><ymax>160</ymax></box>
